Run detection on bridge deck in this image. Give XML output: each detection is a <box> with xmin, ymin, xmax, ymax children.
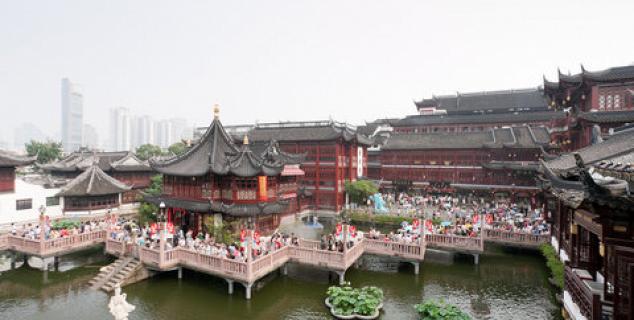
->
<box><xmin>106</xmin><ymin>237</ymin><xmax>423</xmax><ymax>284</ymax></box>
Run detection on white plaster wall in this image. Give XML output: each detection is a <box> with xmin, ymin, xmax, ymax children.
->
<box><xmin>0</xmin><ymin>179</ymin><xmax>63</xmax><ymax>226</ymax></box>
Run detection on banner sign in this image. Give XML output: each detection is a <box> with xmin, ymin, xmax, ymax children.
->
<box><xmin>258</xmin><ymin>176</ymin><xmax>268</xmax><ymax>201</ymax></box>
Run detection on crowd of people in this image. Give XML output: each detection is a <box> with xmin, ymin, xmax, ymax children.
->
<box><xmin>11</xmin><ymin>219</ymin><xmax>109</xmax><ymax>241</ymax></box>
<box><xmin>319</xmin><ymin>225</ymin><xmax>364</xmax><ymax>252</ymax></box>
<box><xmin>366</xmin><ymin>192</ymin><xmax>550</xmax><ymax>237</ymax></box>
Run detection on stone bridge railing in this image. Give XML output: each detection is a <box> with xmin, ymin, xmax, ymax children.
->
<box><xmin>483</xmin><ymin>229</ymin><xmax>549</xmax><ymax>247</ymax></box>
<box><xmin>424</xmin><ymin>234</ymin><xmax>484</xmax><ymax>252</ymax></box>
<box><xmin>3</xmin><ymin>230</ymin><xmax>107</xmax><ymax>258</ymax></box>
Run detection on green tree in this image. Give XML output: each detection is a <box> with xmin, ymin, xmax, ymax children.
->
<box><xmin>345</xmin><ymin>180</ymin><xmax>378</xmax><ymax>205</ymax></box>
<box><xmin>25</xmin><ymin>140</ymin><xmax>62</xmax><ymax>164</ymax></box>
<box><xmin>135</xmin><ymin>144</ymin><xmax>164</xmax><ymax>161</ymax></box>
<box><xmin>168</xmin><ymin>142</ymin><xmax>188</xmax><ymax>156</ymax></box>
<box><xmin>138</xmin><ymin>174</ymin><xmax>163</xmax><ymax>224</ymax></box>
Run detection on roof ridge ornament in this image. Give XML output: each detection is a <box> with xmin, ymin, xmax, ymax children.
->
<box><xmin>213</xmin><ymin>103</ymin><xmax>220</xmax><ymax>120</ymax></box>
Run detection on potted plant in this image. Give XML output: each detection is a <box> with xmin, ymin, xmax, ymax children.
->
<box><xmin>414</xmin><ymin>299</ymin><xmax>471</xmax><ymax>320</ymax></box>
<box><xmin>325</xmin><ymin>283</ymin><xmax>383</xmax><ymax>319</ymax></box>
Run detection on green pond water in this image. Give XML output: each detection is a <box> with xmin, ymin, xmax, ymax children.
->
<box><xmin>0</xmin><ymin>217</ymin><xmax>561</xmax><ymax>320</ymax></box>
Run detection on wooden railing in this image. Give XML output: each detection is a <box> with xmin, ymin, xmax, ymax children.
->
<box><xmin>564</xmin><ymin>266</ymin><xmax>602</xmax><ymax>320</ymax></box>
<box><xmin>425</xmin><ymin>234</ymin><xmax>484</xmax><ymax>252</ymax></box>
<box><xmin>483</xmin><ymin>229</ymin><xmax>549</xmax><ymax>246</ymax></box>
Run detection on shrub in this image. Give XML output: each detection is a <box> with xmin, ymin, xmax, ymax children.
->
<box><xmin>414</xmin><ymin>300</ymin><xmax>471</xmax><ymax>320</ymax></box>
<box><xmin>540</xmin><ymin>243</ymin><xmax>564</xmax><ymax>289</ymax></box>
<box><xmin>51</xmin><ymin>220</ymin><xmax>80</xmax><ymax>230</ymax></box>
<box><xmin>348</xmin><ymin>210</ymin><xmax>414</xmax><ymax>226</ymax></box>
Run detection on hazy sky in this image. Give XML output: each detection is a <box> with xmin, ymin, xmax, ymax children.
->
<box><xmin>1</xmin><ymin>0</ymin><xmax>633</xmax><ymax>146</ymax></box>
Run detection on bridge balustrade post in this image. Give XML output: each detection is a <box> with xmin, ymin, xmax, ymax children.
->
<box><xmin>244</xmin><ymin>283</ymin><xmax>253</xmax><ymax>300</ymax></box>
<box><xmin>226</xmin><ymin>279</ymin><xmax>234</xmax><ymax>294</ymax></box>
<box><xmin>246</xmin><ymin>229</ymin><xmax>254</xmax><ymax>282</ymax></box>
<box><xmin>159</xmin><ymin>224</ymin><xmax>165</xmax><ymax>267</ymax></box>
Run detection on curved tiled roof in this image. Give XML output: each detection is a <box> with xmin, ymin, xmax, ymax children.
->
<box><xmin>247</xmin><ymin>122</ymin><xmax>374</xmax><ymax>145</ymax></box>
<box><xmin>544</xmin><ymin>64</ymin><xmax>634</xmax><ymax>88</ymax></box>
<box><xmin>578</xmin><ymin>110</ymin><xmax>634</xmax><ymax>124</ymax></box>
<box><xmin>226</xmin><ymin>145</ymin><xmax>284</xmax><ymax>177</ymax></box>
<box><xmin>414</xmin><ymin>88</ymin><xmax>548</xmax><ymax>113</ymax></box>
<box><xmin>144</xmin><ymin>196</ymin><xmax>290</xmax><ymax>217</ymax></box>
<box><xmin>57</xmin><ymin>164</ymin><xmax>130</xmax><ymax>197</ymax></box>
<box><xmin>544</xmin><ymin>129</ymin><xmax>634</xmax><ymax>172</ymax></box>
<box><xmin>151</xmin><ymin>118</ymin><xmax>299</xmax><ymax>177</ymax></box>
<box><xmin>382</xmin><ymin>126</ymin><xmax>550</xmax><ymax>150</ymax></box>
<box><xmin>40</xmin><ymin>151</ymin><xmax>151</xmax><ymax>173</ymax></box>
<box><xmin>0</xmin><ymin>150</ymin><xmax>36</xmax><ymax>168</ymax></box>
<box><xmin>394</xmin><ymin>111</ymin><xmax>565</xmax><ymax>127</ymax></box>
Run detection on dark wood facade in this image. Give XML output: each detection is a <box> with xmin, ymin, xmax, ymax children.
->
<box><xmin>368</xmin><ymin>126</ymin><xmax>550</xmax><ymax>201</ymax></box>
<box><xmin>541</xmin><ymin>128</ymin><xmax>634</xmax><ymax>319</ymax></box>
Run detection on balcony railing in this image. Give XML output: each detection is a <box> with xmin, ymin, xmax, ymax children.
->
<box><xmin>565</xmin><ymin>266</ymin><xmax>603</xmax><ymax>320</ymax></box>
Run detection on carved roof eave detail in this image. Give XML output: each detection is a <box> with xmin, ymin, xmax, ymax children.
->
<box><xmin>144</xmin><ymin>195</ymin><xmax>290</xmax><ymax>217</ymax></box>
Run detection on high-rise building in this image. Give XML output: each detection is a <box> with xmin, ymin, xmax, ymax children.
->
<box><xmin>154</xmin><ymin>119</ymin><xmax>172</xmax><ymax>148</ymax></box>
<box><xmin>13</xmin><ymin>123</ymin><xmax>47</xmax><ymax>151</ymax></box>
<box><xmin>131</xmin><ymin>115</ymin><xmax>155</xmax><ymax>149</ymax></box>
<box><xmin>61</xmin><ymin>78</ymin><xmax>84</xmax><ymax>152</ymax></box>
<box><xmin>109</xmin><ymin>107</ymin><xmax>132</xmax><ymax>151</ymax></box>
<box><xmin>82</xmin><ymin>124</ymin><xmax>99</xmax><ymax>149</ymax></box>
<box><xmin>169</xmin><ymin>118</ymin><xmax>193</xmax><ymax>144</ymax></box>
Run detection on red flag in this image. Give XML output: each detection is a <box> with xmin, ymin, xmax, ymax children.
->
<box><xmin>336</xmin><ymin>224</ymin><xmax>342</xmax><ymax>235</ymax></box>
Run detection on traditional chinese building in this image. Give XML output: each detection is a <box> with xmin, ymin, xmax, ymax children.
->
<box><xmin>245</xmin><ymin>121</ymin><xmax>373</xmax><ymax>211</ymax></box>
<box><xmin>539</xmin><ymin>126</ymin><xmax>634</xmax><ymax>319</ymax></box>
<box><xmin>0</xmin><ymin>151</ymin><xmax>63</xmax><ymax>225</ymax></box>
<box><xmin>56</xmin><ymin>164</ymin><xmax>131</xmax><ymax>214</ymax></box>
<box><xmin>369</xmin><ymin>125</ymin><xmax>553</xmax><ymax>206</ymax></box>
<box><xmin>395</xmin><ymin>88</ymin><xmax>566</xmax><ymax>135</ymax></box>
<box><xmin>544</xmin><ymin>64</ymin><xmax>634</xmax><ymax>151</ymax></box>
<box><xmin>147</xmin><ymin>107</ymin><xmax>305</xmax><ymax>234</ymax></box>
<box><xmin>0</xmin><ymin>150</ymin><xmax>36</xmax><ymax>192</ymax></box>
<box><xmin>40</xmin><ymin>151</ymin><xmax>154</xmax><ymax>204</ymax></box>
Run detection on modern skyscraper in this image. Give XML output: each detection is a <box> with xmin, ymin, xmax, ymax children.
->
<box><xmin>131</xmin><ymin>115</ymin><xmax>155</xmax><ymax>149</ymax></box>
<box><xmin>109</xmin><ymin>107</ymin><xmax>132</xmax><ymax>151</ymax></box>
<box><xmin>154</xmin><ymin>119</ymin><xmax>172</xmax><ymax>148</ymax></box>
<box><xmin>61</xmin><ymin>78</ymin><xmax>84</xmax><ymax>152</ymax></box>
<box><xmin>82</xmin><ymin>124</ymin><xmax>99</xmax><ymax>149</ymax></box>
<box><xmin>13</xmin><ymin>123</ymin><xmax>47</xmax><ymax>151</ymax></box>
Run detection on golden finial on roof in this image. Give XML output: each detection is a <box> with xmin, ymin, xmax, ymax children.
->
<box><xmin>243</xmin><ymin>134</ymin><xmax>249</xmax><ymax>145</ymax></box>
<box><xmin>213</xmin><ymin>104</ymin><xmax>220</xmax><ymax>119</ymax></box>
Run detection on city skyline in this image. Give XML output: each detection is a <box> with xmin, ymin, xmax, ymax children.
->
<box><xmin>2</xmin><ymin>0</ymin><xmax>634</xmax><ymax>149</ymax></box>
